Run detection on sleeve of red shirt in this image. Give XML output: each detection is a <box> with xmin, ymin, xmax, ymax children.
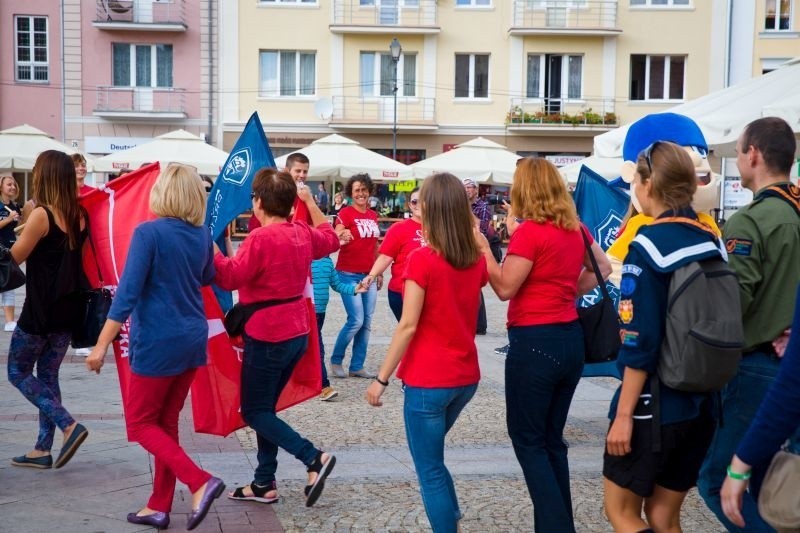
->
<box><xmin>403</xmin><ymin>249</ymin><xmax>430</xmax><ymax>290</ymax></box>
<box><xmin>309</xmin><ymin>222</ymin><xmax>340</xmax><ymax>259</ymax></box>
<box><xmin>335</xmin><ymin>207</ymin><xmax>351</xmax><ymax>228</ymax></box>
<box><xmin>213</xmin><ymin>232</ymin><xmax>262</xmax><ymax>291</ymax></box>
<box><xmin>507</xmin><ymin>223</ymin><xmax>538</xmax><ymax>262</ymax></box>
<box><xmin>378</xmin><ymin>222</ymin><xmax>402</xmax><ymax>257</ymax></box>
<box><xmin>479</xmin><ymin>256</ymin><xmax>489</xmax><ymax>287</ymax></box>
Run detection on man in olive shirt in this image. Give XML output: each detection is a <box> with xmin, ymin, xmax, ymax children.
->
<box><xmin>698</xmin><ymin>117</ymin><xmax>800</xmax><ymax>532</ymax></box>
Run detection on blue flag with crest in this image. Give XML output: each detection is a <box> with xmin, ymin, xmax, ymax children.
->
<box><xmin>573</xmin><ymin>164</ymin><xmax>629</xmax><ymax>378</ymax></box>
<box><xmin>206</xmin><ymin>112</ymin><xmax>275</xmax><ymax>311</ymax></box>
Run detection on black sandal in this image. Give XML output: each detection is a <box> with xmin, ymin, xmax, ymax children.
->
<box><xmin>304</xmin><ymin>451</ymin><xmax>336</xmax><ymax>508</ymax></box>
<box><xmin>228</xmin><ymin>481</ymin><xmax>279</xmax><ymax>504</ymax></box>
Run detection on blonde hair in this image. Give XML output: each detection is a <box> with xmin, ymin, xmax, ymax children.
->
<box><xmin>0</xmin><ymin>175</ymin><xmax>19</xmax><ymax>201</ymax></box>
<box><xmin>511</xmin><ymin>158</ymin><xmax>579</xmax><ymax>231</ymax></box>
<box><xmin>635</xmin><ymin>141</ymin><xmax>697</xmax><ymax>213</ymax></box>
<box><xmin>420</xmin><ymin>172</ymin><xmax>480</xmax><ymax>269</ymax></box>
<box><xmin>149</xmin><ymin>164</ymin><xmax>206</xmax><ymax>226</ymax></box>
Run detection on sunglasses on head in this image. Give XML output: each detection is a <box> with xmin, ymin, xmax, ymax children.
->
<box><xmin>640</xmin><ymin>141</ymin><xmax>663</xmax><ymax>175</ymax></box>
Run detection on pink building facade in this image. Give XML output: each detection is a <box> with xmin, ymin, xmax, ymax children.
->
<box><xmin>2</xmin><ymin>0</ymin><xmax>217</xmax><ymax>158</ymax></box>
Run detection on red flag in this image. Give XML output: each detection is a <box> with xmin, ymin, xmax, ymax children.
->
<box><xmin>82</xmin><ymin>163</ymin><xmax>322</xmax><ymax>438</ymax></box>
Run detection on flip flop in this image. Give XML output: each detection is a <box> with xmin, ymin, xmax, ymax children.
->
<box><xmin>228</xmin><ymin>482</ymin><xmax>279</xmax><ymax>504</ymax></box>
<box><xmin>54</xmin><ymin>423</ymin><xmax>88</xmax><ymax>469</ymax></box>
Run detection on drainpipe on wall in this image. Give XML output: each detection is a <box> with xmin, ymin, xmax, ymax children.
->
<box><xmin>60</xmin><ymin>0</ymin><xmax>66</xmax><ymax>143</ymax></box>
<box><xmin>207</xmin><ymin>0</ymin><xmax>214</xmax><ymax>145</ymax></box>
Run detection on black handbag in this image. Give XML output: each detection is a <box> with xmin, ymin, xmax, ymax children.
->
<box><xmin>576</xmin><ymin>230</ymin><xmax>621</xmax><ymax>363</ymax></box>
<box><xmin>0</xmin><ymin>245</ymin><xmax>25</xmax><ymax>292</ymax></box>
<box><xmin>71</xmin><ymin>233</ymin><xmax>113</xmax><ymax>349</ymax></box>
<box><xmin>224</xmin><ymin>295</ymin><xmax>302</xmax><ymax>337</ymax></box>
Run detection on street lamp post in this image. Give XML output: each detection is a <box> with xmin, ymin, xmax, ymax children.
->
<box><xmin>390</xmin><ymin>38</ymin><xmax>402</xmax><ymax>162</ymax></box>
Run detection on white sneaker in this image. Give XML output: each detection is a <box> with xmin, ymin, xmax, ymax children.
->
<box><xmin>4</xmin><ymin>321</ymin><xmax>16</xmax><ymax>332</ymax></box>
<box><xmin>74</xmin><ymin>347</ymin><xmax>92</xmax><ymax>356</ymax></box>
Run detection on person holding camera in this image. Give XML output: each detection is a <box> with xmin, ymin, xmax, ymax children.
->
<box><xmin>463</xmin><ymin>178</ymin><xmax>491</xmax><ymax>335</ymax></box>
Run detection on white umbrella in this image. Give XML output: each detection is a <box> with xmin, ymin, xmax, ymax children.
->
<box><xmin>558</xmin><ymin>155</ymin><xmax>626</xmax><ymax>185</ymax></box>
<box><xmin>409</xmin><ymin>137</ymin><xmax>520</xmax><ymax>185</ymax></box>
<box><xmin>274</xmin><ymin>134</ymin><xmax>411</xmax><ymax>182</ymax></box>
<box><xmin>594</xmin><ymin>58</ymin><xmax>800</xmax><ymax>159</ymax></box>
<box><xmin>94</xmin><ymin>129</ymin><xmax>228</xmax><ymax>175</ymax></box>
<box><xmin>0</xmin><ymin>124</ymin><xmax>92</xmax><ymax>170</ymax></box>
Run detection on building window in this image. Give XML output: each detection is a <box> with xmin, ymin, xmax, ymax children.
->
<box><xmin>765</xmin><ymin>0</ymin><xmax>791</xmax><ymax>30</ymax></box>
<box><xmin>112</xmin><ymin>44</ymin><xmax>173</xmax><ymax>87</ymax></box>
<box><xmin>260</xmin><ymin>0</ymin><xmax>317</xmax><ymax>4</ymax></box>
<box><xmin>526</xmin><ymin>54</ymin><xmax>582</xmax><ymax>100</ymax></box>
<box><xmin>456</xmin><ymin>0</ymin><xmax>491</xmax><ymax>6</ymax></box>
<box><xmin>359</xmin><ymin>52</ymin><xmax>416</xmax><ymax>97</ymax></box>
<box><xmin>630</xmin><ymin>0</ymin><xmax>690</xmax><ymax>5</ymax></box>
<box><xmin>455</xmin><ymin>54</ymin><xmax>489</xmax><ymax>98</ymax></box>
<box><xmin>259</xmin><ymin>50</ymin><xmax>316</xmax><ymax>97</ymax></box>
<box><xmin>359</xmin><ymin>0</ymin><xmax>420</xmax><ymax>5</ymax></box>
<box><xmin>630</xmin><ymin>54</ymin><xmax>685</xmax><ymax>101</ymax></box>
<box><xmin>15</xmin><ymin>16</ymin><xmax>49</xmax><ymax>83</ymax></box>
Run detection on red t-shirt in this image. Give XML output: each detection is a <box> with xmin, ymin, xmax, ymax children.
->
<box><xmin>213</xmin><ymin>221</ymin><xmax>339</xmax><ymax>342</ymax></box>
<box><xmin>396</xmin><ymin>247</ymin><xmax>488</xmax><ymax>388</ymax></box>
<box><xmin>378</xmin><ymin>218</ymin><xmax>424</xmax><ymax>293</ymax></box>
<box><xmin>335</xmin><ymin>206</ymin><xmax>379</xmax><ymax>273</ymax></box>
<box><xmin>79</xmin><ymin>184</ymin><xmax>94</xmax><ymax>197</ymax></box>
<box><xmin>506</xmin><ymin>221</ymin><xmax>590</xmax><ymax>327</ymax></box>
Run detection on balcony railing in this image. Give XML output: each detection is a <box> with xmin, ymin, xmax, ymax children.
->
<box><xmin>94</xmin><ymin>0</ymin><xmax>187</xmax><ymax>31</ymax></box>
<box><xmin>94</xmin><ymin>86</ymin><xmax>187</xmax><ymax>118</ymax></box>
<box><xmin>507</xmin><ymin>97</ymin><xmax>618</xmax><ymax>128</ymax></box>
<box><xmin>330</xmin><ymin>96</ymin><xmax>436</xmax><ymax>126</ymax></box>
<box><xmin>510</xmin><ymin>0</ymin><xmax>619</xmax><ymax>34</ymax></box>
<box><xmin>331</xmin><ymin>0</ymin><xmax>438</xmax><ymax>31</ymax></box>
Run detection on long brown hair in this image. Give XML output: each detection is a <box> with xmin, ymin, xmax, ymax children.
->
<box><xmin>635</xmin><ymin>141</ymin><xmax>696</xmax><ymax>213</ymax></box>
<box><xmin>32</xmin><ymin>150</ymin><xmax>81</xmax><ymax>249</ymax></box>
<box><xmin>512</xmin><ymin>158</ymin><xmax>579</xmax><ymax>231</ymax></box>
<box><xmin>420</xmin><ymin>172</ymin><xmax>480</xmax><ymax>269</ymax></box>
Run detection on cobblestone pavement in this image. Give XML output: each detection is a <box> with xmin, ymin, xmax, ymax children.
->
<box><xmin>0</xmin><ymin>275</ymin><xmax>725</xmax><ymax>531</ymax></box>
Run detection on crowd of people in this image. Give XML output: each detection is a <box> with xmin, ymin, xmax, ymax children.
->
<box><xmin>4</xmin><ymin>115</ymin><xmax>800</xmax><ymax>532</ymax></box>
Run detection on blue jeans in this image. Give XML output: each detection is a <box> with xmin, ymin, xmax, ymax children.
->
<box><xmin>316</xmin><ymin>312</ymin><xmax>329</xmax><ymax>388</ymax></box>
<box><xmin>241</xmin><ymin>333</ymin><xmax>319</xmax><ymax>485</ymax></box>
<box><xmin>698</xmin><ymin>351</ymin><xmax>779</xmax><ymax>532</ymax></box>
<box><xmin>331</xmin><ymin>271</ymin><xmax>377</xmax><ymax>372</ymax></box>
<box><xmin>506</xmin><ymin>322</ymin><xmax>584</xmax><ymax>533</ymax></box>
<box><xmin>7</xmin><ymin>328</ymin><xmax>74</xmax><ymax>451</ymax></box>
<box><xmin>404</xmin><ymin>384</ymin><xmax>478</xmax><ymax>533</ymax></box>
<box><xmin>388</xmin><ymin>289</ymin><xmax>403</xmax><ymax>322</ymax></box>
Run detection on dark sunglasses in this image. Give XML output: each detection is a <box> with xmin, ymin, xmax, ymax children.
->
<box><xmin>640</xmin><ymin>141</ymin><xmax>663</xmax><ymax>174</ymax></box>
<box><xmin>409</xmin><ymin>199</ymin><xmax>419</xmax><ymax>205</ymax></box>
<box><xmin>250</xmin><ymin>192</ymin><xmax>256</xmax><ymax>199</ymax></box>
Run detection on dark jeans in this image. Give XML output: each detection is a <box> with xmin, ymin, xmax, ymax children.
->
<box><xmin>388</xmin><ymin>289</ymin><xmax>403</xmax><ymax>322</ymax></box>
<box><xmin>316</xmin><ymin>312</ymin><xmax>329</xmax><ymax>388</ymax></box>
<box><xmin>698</xmin><ymin>351</ymin><xmax>779</xmax><ymax>532</ymax></box>
<box><xmin>476</xmin><ymin>292</ymin><xmax>487</xmax><ymax>334</ymax></box>
<box><xmin>241</xmin><ymin>333</ymin><xmax>319</xmax><ymax>485</ymax></box>
<box><xmin>506</xmin><ymin>322</ymin><xmax>584</xmax><ymax>533</ymax></box>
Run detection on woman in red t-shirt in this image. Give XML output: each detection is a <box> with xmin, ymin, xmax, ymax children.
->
<box><xmin>330</xmin><ymin>174</ymin><xmax>381</xmax><ymax>379</ymax></box>
<box><xmin>364</xmin><ymin>188</ymin><xmax>424</xmax><ymax>321</ymax></box>
<box><xmin>478</xmin><ymin>158</ymin><xmax>610</xmax><ymax>533</ymax></box>
<box><xmin>366</xmin><ymin>172</ymin><xmax>488</xmax><ymax>533</ymax></box>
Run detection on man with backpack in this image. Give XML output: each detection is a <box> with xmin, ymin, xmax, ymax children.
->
<box><xmin>698</xmin><ymin>117</ymin><xmax>800</xmax><ymax>532</ymax></box>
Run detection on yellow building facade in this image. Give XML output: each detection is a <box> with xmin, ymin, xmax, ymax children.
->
<box><xmin>219</xmin><ymin>0</ymin><xmax>790</xmax><ymax>166</ymax></box>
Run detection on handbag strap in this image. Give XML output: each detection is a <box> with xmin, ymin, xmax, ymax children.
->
<box><xmin>580</xmin><ymin>227</ymin><xmax>611</xmax><ymax>302</ymax></box>
<box><xmin>239</xmin><ymin>295</ymin><xmax>303</xmax><ymax>314</ymax></box>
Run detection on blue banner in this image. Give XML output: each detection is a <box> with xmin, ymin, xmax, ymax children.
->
<box><xmin>573</xmin><ymin>164</ymin><xmax>629</xmax><ymax>379</ymax></box>
<box><xmin>205</xmin><ymin>112</ymin><xmax>275</xmax><ymax>312</ymax></box>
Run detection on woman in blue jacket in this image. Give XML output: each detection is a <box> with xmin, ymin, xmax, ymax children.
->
<box><xmin>603</xmin><ymin>142</ymin><xmax>725</xmax><ymax>532</ymax></box>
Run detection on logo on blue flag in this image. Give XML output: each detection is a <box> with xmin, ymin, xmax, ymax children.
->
<box><xmin>222</xmin><ymin>148</ymin><xmax>252</xmax><ymax>186</ymax></box>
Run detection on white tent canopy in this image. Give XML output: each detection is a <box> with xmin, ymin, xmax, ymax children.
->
<box><xmin>94</xmin><ymin>129</ymin><xmax>228</xmax><ymax>175</ymax></box>
<box><xmin>409</xmin><ymin>137</ymin><xmax>520</xmax><ymax>185</ymax></box>
<box><xmin>0</xmin><ymin>124</ymin><xmax>92</xmax><ymax>171</ymax></box>
<box><xmin>593</xmin><ymin>58</ymin><xmax>800</xmax><ymax>159</ymax></box>
<box><xmin>274</xmin><ymin>134</ymin><xmax>412</xmax><ymax>182</ymax></box>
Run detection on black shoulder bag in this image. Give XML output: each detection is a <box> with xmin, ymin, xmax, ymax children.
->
<box><xmin>576</xmin><ymin>229</ymin><xmax>621</xmax><ymax>363</ymax></box>
<box><xmin>0</xmin><ymin>245</ymin><xmax>25</xmax><ymax>292</ymax></box>
<box><xmin>72</xmin><ymin>232</ymin><xmax>114</xmax><ymax>349</ymax></box>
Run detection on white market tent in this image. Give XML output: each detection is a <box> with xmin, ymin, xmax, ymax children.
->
<box><xmin>409</xmin><ymin>137</ymin><xmax>520</xmax><ymax>185</ymax></box>
<box><xmin>274</xmin><ymin>134</ymin><xmax>412</xmax><ymax>182</ymax></box>
<box><xmin>0</xmin><ymin>124</ymin><xmax>91</xmax><ymax>170</ymax></box>
<box><xmin>560</xmin><ymin>58</ymin><xmax>800</xmax><ymax>184</ymax></box>
<box><xmin>94</xmin><ymin>129</ymin><xmax>228</xmax><ymax>176</ymax></box>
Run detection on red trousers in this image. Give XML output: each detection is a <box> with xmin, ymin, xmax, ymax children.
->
<box><xmin>126</xmin><ymin>369</ymin><xmax>211</xmax><ymax>512</ymax></box>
